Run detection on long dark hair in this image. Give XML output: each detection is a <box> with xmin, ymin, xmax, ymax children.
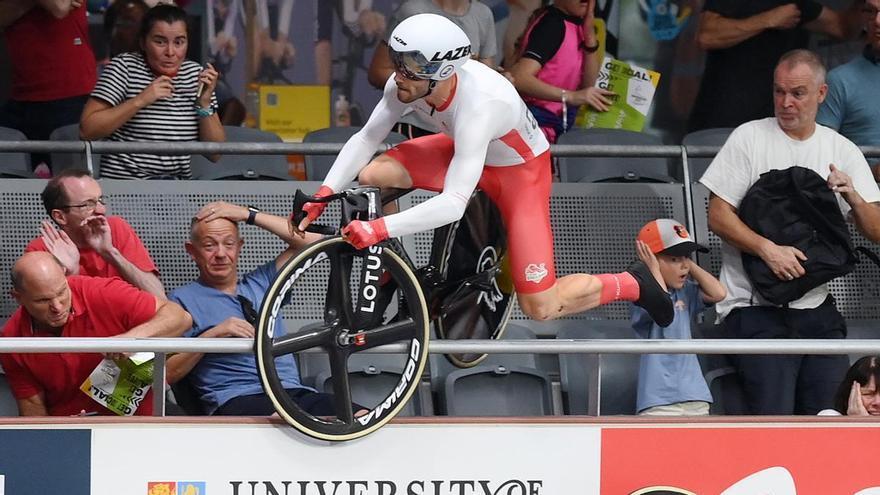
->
<box><xmin>831</xmin><ymin>356</ymin><xmax>880</xmax><ymax>414</ymax></box>
<box><xmin>138</xmin><ymin>3</ymin><xmax>189</xmax><ymax>46</ymax></box>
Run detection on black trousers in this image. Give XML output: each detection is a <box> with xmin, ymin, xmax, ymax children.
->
<box><xmin>725</xmin><ymin>296</ymin><xmax>849</xmax><ymax>415</ymax></box>
<box><xmin>215</xmin><ymin>388</ymin><xmax>338</xmax><ymax>416</ymax></box>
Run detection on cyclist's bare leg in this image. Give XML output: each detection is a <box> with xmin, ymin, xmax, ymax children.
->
<box><xmin>358</xmin><ymin>153</ymin><xmax>413</xmax><ymax>215</ymax></box>
<box><xmin>517</xmin><ymin>275</ymin><xmax>602</xmax><ymax>321</ymax></box>
<box><xmin>517</xmin><ymin>264</ymin><xmax>670</xmax><ymax>324</ymax></box>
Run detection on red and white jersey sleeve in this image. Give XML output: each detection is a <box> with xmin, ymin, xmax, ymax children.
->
<box><xmin>383</xmin><ymin>61</ymin><xmax>549</xmax><ymax>238</ymax></box>
<box><xmin>322</xmin><ymin>60</ymin><xmax>549</xmax><ymax>240</ymax></box>
<box><xmin>322</xmin><ymin>78</ymin><xmax>408</xmax><ymax>193</ymax></box>
<box><xmin>403</xmin><ymin>60</ymin><xmax>549</xmax><ymax>166</ymax></box>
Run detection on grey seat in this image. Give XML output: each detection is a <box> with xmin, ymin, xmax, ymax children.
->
<box><xmin>49</xmin><ymin>123</ymin><xmax>100</xmax><ymax>177</ymax></box>
<box><xmin>191</xmin><ymin>126</ymin><xmax>291</xmax><ymax>180</ymax></box>
<box><xmin>557</xmin><ymin>320</ymin><xmax>639</xmax><ymax>415</ymax></box>
<box><xmin>433</xmin><ymin>323</ymin><xmax>551</xmax><ymax>416</ymax></box>
<box><xmin>846</xmin><ymin>320</ymin><xmax>880</xmax><ymax>365</ymax></box>
<box><xmin>305</xmin><ymin>351</ymin><xmax>429</xmax><ymax>416</ymax></box>
<box><xmin>556</xmin><ymin>128</ymin><xmax>675</xmax><ymax>183</ymax></box>
<box><xmin>302</xmin><ymin>126</ymin><xmax>407</xmax><ymax>181</ymax></box>
<box><xmin>847</xmin><ymin>321</ymin><xmax>880</xmax><ymax>341</ymax></box>
<box><xmin>442</xmin><ymin>363</ymin><xmax>553</xmax><ymax>416</ymax></box>
<box><xmin>429</xmin><ymin>323</ymin><xmax>540</xmax><ymax>399</ymax></box>
<box><xmin>0</xmin><ymin>126</ymin><xmax>31</xmax><ymax>177</ymax></box>
<box><xmin>682</xmin><ymin>127</ymin><xmax>734</xmax><ymax>181</ymax></box>
<box><xmin>0</xmin><ymin>372</ymin><xmax>19</xmax><ymax>416</ymax></box>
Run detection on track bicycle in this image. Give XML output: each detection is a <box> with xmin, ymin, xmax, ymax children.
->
<box><xmin>255</xmin><ymin>186</ymin><xmax>515</xmax><ymax>441</ymax></box>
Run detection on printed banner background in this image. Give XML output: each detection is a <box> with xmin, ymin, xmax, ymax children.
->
<box><xmin>91</xmin><ymin>423</ymin><xmax>602</xmax><ymax>494</ymax></box>
<box><xmin>601</xmin><ymin>426</ymin><xmax>880</xmax><ymax>495</ymax></box>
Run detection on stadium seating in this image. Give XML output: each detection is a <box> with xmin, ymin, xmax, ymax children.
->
<box><xmin>0</xmin><ymin>126</ymin><xmax>32</xmax><ymax>178</ymax></box>
<box><xmin>49</xmin><ymin>123</ymin><xmax>100</xmax><ymax>177</ymax></box>
<box><xmin>311</xmin><ymin>351</ymin><xmax>428</xmax><ymax>417</ymax></box>
<box><xmin>442</xmin><ymin>364</ymin><xmax>553</xmax><ymax>416</ymax></box>
<box><xmin>681</xmin><ymin>127</ymin><xmax>734</xmax><ymax>182</ymax></box>
<box><xmin>557</xmin><ymin>320</ymin><xmax>639</xmax><ymax>415</ymax></box>
<box><xmin>432</xmin><ymin>323</ymin><xmax>553</xmax><ymax>416</ymax></box>
<box><xmin>302</xmin><ymin>126</ymin><xmax>407</xmax><ymax>181</ymax></box>
<box><xmin>556</xmin><ymin>128</ymin><xmax>675</xmax><ymax>183</ymax></box>
<box><xmin>428</xmin><ymin>323</ymin><xmax>540</xmax><ymax>398</ymax></box>
<box><xmin>190</xmin><ymin>126</ymin><xmax>291</xmax><ymax>180</ymax></box>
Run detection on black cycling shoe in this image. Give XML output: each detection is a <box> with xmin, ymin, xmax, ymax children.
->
<box><xmin>626</xmin><ymin>260</ymin><xmax>674</xmax><ymax>327</ymax></box>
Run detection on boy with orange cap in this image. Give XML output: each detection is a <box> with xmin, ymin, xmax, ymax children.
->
<box><xmin>632</xmin><ymin>219</ymin><xmax>727</xmax><ymax>416</ymax></box>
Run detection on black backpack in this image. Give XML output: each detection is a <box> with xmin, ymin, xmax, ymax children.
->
<box><xmin>738</xmin><ymin>166</ymin><xmax>880</xmax><ymax>306</ymax></box>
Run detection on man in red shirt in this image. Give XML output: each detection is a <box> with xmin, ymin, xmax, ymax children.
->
<box><xmin>0</xmin><ymin>0</ymin><xmax>97</xmax><ymax>173</ymax></box>
<box><xmin>0</xmin><ymin>252</ymin><xmax>191</xmax><ymax>416</ymax></box>
<box><xmin>26</xmin><ymin>169</ymin><xmax>166</xmax><ymax>298</ymax></box>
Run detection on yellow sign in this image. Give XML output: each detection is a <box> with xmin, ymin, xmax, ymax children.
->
<box><xmin>259</xmin><ymin>85</ymin><xmax>330</xmax><ymax>142</ymax></box>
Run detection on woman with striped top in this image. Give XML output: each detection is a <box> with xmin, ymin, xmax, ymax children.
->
<box><xmin>80</xmin><ymin>3</ymin><xmax>226</xmax><ymax>179</ymax></box>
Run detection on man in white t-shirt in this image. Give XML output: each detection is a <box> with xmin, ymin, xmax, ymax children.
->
<box><xmin>700</xmin><ymin>49</ymin><xmax>880</xmax><ymax>415</ymax></box>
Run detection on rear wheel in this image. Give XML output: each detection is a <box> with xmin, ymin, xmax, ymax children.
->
<box><xmin>256</xmin><ymin>237</ymin><xmax>430</xmax><ymax>441</ymax></box>
<box><xmin>433</xmin><ymin>191</ymin><xmax>515</xmax><ymax>368</ymax></box>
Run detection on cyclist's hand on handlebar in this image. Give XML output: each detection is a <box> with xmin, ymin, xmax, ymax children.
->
<box><xmin>341</xmin><ymin>218</ymin><xmax>389</xmax><ymax>249</ymax></box>
<box><xmin>291</xmin><ymin>185</ymin><xmax>334</xmax><ymax>237</ymax></box>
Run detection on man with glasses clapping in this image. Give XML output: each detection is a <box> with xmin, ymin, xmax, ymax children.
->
<box><xmin>26</xmin><ymin>168</ymin><xmax>165</xmax><ymax>299</ymax></box>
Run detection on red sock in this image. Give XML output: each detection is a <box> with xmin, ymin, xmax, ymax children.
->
<box><xmin>595</xmin><ymin>272</ymin><xmax>639</xmax><ymax>304</ymax></box>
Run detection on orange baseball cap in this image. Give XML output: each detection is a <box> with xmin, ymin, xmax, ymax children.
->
<box><xmin>637</xmin><ymin>219</ymin><xmax>708</xmax><ymax>256</ymax></box>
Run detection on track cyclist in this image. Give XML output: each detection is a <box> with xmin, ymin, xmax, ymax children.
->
<box><xmin>293</xmin><ymin>13</ymin><xmax>674</xmax><ymax>327</ymax></box>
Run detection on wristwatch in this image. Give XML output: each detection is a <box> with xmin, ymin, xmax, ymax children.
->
<box><xmin>196</xmin><ymin>106</ymin><xmax>215</xmax><ymax>118</ymax></box>
<box><xmin>246</xmin><ymin>205</ymin><xmax>260</xmax><ymax>225</ymax></box>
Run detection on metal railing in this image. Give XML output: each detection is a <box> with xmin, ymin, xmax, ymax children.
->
<box><xmin>5</xmin><ymin>141</ymin><xmax>877</xmax><ymax>235</ymax></box>
<box><xmin>3</xmin><ymin>338</ymin><xmax>880</xmax><ymax>416</ymax></box>
<box><xmin>3</xmin><ymin>337</ymin><xmax>880</xmax><ymax>355</ymax></box>
<box><xmin>1</xmin><ymin>139</ymin><xmax>878</xmax><ymax>416</ymax></box>
<box><xmin>2</xmin><ymin>140</ymin><xmax>880</xmax><ymax>157</ymax></box>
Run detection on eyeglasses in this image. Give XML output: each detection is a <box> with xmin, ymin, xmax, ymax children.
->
<box><xmin>59</xmin><ymin>197</ymin><xmax>106</xmax><ymax>211</ymax></box>
<box><xmin>237</xmin><ymin>295</ymin><xmax>258</xmax><ymax>325</ymax></box>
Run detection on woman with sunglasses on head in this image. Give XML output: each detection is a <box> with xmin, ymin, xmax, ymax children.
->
<box><xmin>80</xmin><ymin>3</ymin><xmax>226</xmax><ymax>179</ymax></box>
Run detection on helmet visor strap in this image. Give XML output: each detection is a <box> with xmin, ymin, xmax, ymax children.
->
<box><xmin>390</xmin><ymin>49</ymin><xmax>441</xmax><ymax>80</ymax></box>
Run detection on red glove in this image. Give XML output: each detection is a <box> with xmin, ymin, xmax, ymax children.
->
<box><xmin>294</xmin><ymin>185</ymin><xmax>334</xmax><ymax>229</ymax></box>
<box><xmin>341</xmin><ymin>218</ymin><xmax>389</xmax><ymax>249</ymax></box>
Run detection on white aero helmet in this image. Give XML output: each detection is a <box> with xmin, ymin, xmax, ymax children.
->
<box><xmin>387</xmin><ymin>13</ymin><xmax>472</xmax><ymax>81</ymax></box>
